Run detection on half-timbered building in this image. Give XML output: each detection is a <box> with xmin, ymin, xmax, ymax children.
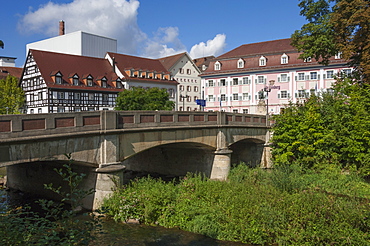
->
<box><xmin>20</xmin><ymin>49</ymin><xmax>123</xmax><ymax>114</ymax></box>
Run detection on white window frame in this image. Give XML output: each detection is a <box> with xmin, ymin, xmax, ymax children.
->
<box><xmin>242</xmin><ymin>77</ymin><xmax>249</xmax><ymax>84</ymax></box>
<box><xmin>243</xmin><ymin>93</ymin><xmax>249</xmax><ymax>101</ymax></box>
<box><xmin>326</xmin><ymin>70</ymin><xmax>334</xmax><ymax>79</ymax></box>
<box><xmin>237</xmin><ymin>58</ymin><xmax>244</xmax><ymax>68</ymax></box>
<box><xmin>297</xmin><ymin>73</ymin><xmax>305</xmax><ymax>81</ymax></box>
<box><xmin>233</xmin><ymin>93</ymin><xmax>239</xmax><ymax>101</ymax></box>
<box><xmin>208</xmin><ymin>95</ymin><xmax>214</xmax><ymax>102</ymax></box>
<box><xmin>259</xmin><ymin>56</ymin><xmax>266</xmax><ymax>66</ymax></box>
<box><xmin>243</xmin><ymin>109</ymin><xmax>249</xmax><ymax>114</ymax></box>
<box><xmin>214</xmin><ymin>61</ymin><xmax>221</xmax><ymax>70</ymax></box>
<box><xmin>279</xmin><ymin>74</ymin><xmax>289</xmax><ymax>82</ymax></box>
<box><xmin>310</xmin><ymin>72</ymin><xmax>318</xmax><ymax>80</ymax></box>
<box><xmin>281</xmin><ymin>53</ymin><xmax>289</xmax><ymax>64</ymax></box>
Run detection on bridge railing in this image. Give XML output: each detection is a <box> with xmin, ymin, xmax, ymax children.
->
<box><xmin>0</xmin><ymin>111</ymin><xmax>267</xmax><ymax>140</ymax></box>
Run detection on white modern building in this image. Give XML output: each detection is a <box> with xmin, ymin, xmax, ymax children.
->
<box><xmin>26</xmin><ymin>21</ymin><xmax>117</xmax><ymax>59</ymax></box>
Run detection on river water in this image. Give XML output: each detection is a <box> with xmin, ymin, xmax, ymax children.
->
<box><xmin>0</xmin><ymin>168</ymin><xmax>248</xmax><ymax>246</ymax></box>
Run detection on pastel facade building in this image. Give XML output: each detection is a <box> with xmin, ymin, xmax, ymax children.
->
<box><xmin>200</xmin><ymin>38</ymin><xmax>350</xmax><ymax>114</ymax></box>
<box><xmin>158</xmin><ymin>52</ymin><xmax>201</xmax><ymax>111</ymax></box>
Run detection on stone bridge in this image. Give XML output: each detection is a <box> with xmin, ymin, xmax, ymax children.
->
<box><xmin>0</xmin><ymin>111</ymin><xmax>271</xmax><ymax>210</ymax></box>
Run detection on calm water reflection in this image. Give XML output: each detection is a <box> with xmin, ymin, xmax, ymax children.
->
<box><xmin>92</xmin><ymin>218</ymin><xmax>248</xmax><ymax>246</ymax></box>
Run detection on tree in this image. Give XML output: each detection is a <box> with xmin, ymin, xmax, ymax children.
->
<box><xmin>271</xmin><ymin>76</ymin><xmax>370</xmax><ymax>176</ymax></box>
<box><xmin>0</xmin><ymin>40</ymin><xmax>3</xmax><ymax>49</ymax></box>
<box><xmin>0</xmin><ymin>75</ymin><xmax>25</xmax><ymax>114</ymax></box>
<box><xmin>291</xmin><ymin>0</ymin><xmax>370</xmax><ymax>80</ymax></box>
<box><xmin>115</xmin><ymin>87</ymin><xmax>175</xmax><ymax>111</ymax></box>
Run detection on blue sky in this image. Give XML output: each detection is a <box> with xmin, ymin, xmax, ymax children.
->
<box><xmin>1</xmin><ymin>0</ymin><xmax>306</xmax><ymax>67</ymax></box>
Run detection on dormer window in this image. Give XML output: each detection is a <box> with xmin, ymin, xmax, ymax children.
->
<box><xmin>237</xmin><ymin>58</ymin><xmax>244</xmax><ymax>68</ymax></box>
<box><xmin>304</xmin><ymin>57</ymin><xmax>312</xmax><ymax>62</ymax></box>
<box><xmin>53</xmin><ymin>72</ymin><xmax>63</xmax><ymax>84</ymax></box>
<box><xmin>102</xmin><ymin>78</ymin><xmax>107</xmax><ymax>88</ymax></box>
<box><xmin>214</xmin><ymin>61</ymin><xmax>221</xmax><ymax>70</ymax></box>
<box><xmin>259</xmin><ymin>56</ymin><xmax>266</xmax><ymax>66</ymax></box>
<box><xmin>281</xmin><ymin>53</ymin><xmax>289</xmax><ymax>64</ymax></box>
<box><xmin>335</xmin><ymin>52</ymin><xmax>342</xmax><ymax>59</ymax></box>
<box><xmin>72</xmin><ymin>74</ymin><xmax>79</xmax><ymax>86</ymax></box>
<box><xmin>87</xmin><ymin>78</ymin><xmax>93</xmax><ymax>86</ymax></box>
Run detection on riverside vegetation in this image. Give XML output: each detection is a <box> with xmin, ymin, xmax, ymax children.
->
<box><xmin>102</xmin><ymin>164</ymin><xmax>370</xmax><ymax>245</ymax></box>
<box><xmin>0</xmin><ymin>154</ymin><xmax>101</xmax><ymax>245</ymax></box>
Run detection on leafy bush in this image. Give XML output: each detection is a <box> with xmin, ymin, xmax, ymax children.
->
<box><xmin>102</xmin><ymin>164</ymin><xmax>370</xmax><ymax>245</ymax></box>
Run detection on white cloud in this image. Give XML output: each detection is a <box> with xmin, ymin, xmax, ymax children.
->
<box><xmin>18</xmin><ymin>0</ymin><xmax>145</xmax><ymax>54</ymax></box>
<box><xmin>143</xmin><ymin>27</ymin><xmax>186</xmax><ymax>58</ymax></box>
<box><xmin>190</xmin><ymin>34</ymin><xmax>227</xmax><ymax>59</ymax></box>
<box><xmin>18</xmin><ymin>0</ymin><xmax>227</xmax><ymax>59</ymax></box>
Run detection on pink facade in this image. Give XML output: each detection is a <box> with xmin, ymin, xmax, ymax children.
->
<box><xmin>201</xmin><ymin>39</ymin><xmax>350</xmax><ymax>115</ymax></box>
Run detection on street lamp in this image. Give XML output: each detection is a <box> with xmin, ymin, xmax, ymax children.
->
<box><xmin>263</xmin><ymin>80</ymin><xmax>275</xmax><ymax>126</ymax></box>
<box><xmin>180</xmin><ymin>94</ymin><xmax>190</xmax><ymax>111</ymax></box>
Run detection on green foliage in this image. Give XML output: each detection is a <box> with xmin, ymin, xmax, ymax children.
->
<box><xmin>115</xmin><ymin>87</ymin><xmax>175</xmax><ymax>111</ymax></box>
<box><xmin>292</xmin><ymin>0</ymin><xmax>370</xmax><ymax>80</ymax></box>
<box><xmin>102</xmin><ymin>165</ymin><xmax>370</xmax><ymax>245</ymax></box>
<box><xmin>272</xmin><ymin>77</ymin><xmax>370</xmax><ymax>177</ymax></box>
<box><xmin>0</xmin><ymin>75</ymin><xmax>25</xmax><ymax>114</ymax></box>
<box><xmin>0</xmin><ymin>154</ymin><xmax>101</xmax><ymax>245</ymax></box>
<box><xmin>0</xmin><ymin>40</ymin><xmax>3</xmax><ymax>49</ymax></box>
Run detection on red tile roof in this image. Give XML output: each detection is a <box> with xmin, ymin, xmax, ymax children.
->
<box><xmin>107</xmin><ymin>52</ymin><xmax>178</xmax><ymax>85</ymax></box>
<box><xmin>0</xmin><ymin>66</ymin><xmax>23</xmax><ymax>80</ymax></box>
<box><xmin>157</xmin><ymin>52</ymin><xmax>185</xmax><ymax>70</ymax></box>
<box><xmin>218</xmin><ymin>38</ymin><xmax>295</xmax><ymax>59</ymax></box>
<box><xmin>202</xmin><ymin>38</ymin><xmax>347</xmax><ymax>76</ymax></box>
<box><xmin>29</xmin><ymin>49</ymin><xmax>122</xmax><ymax>91</ymax></box>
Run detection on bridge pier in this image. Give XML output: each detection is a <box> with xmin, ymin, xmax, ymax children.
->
<box><xmin>210</xmin><ymin>148</ymin><xmax>233</xmax><ymax>180</ymax></box>
<box><xmin>92</xmin><ymin>164</ymin><xmax>125</xmax><ymax>211</ymax></box>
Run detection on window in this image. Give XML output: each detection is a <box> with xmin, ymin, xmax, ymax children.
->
<box><xmin>87</xmin><ymin>78</ymin><xmax>93</xmax><ymax>86</ymax></box>
<box><xmin>310</xmin><ymin>72</ymin><xmax>318</xmax><ymax>80</ymax></box>
<box><xmin>116</xmin><ymin>81</ymin><xmax>122</xmax><ymax>88</ymax></box>
<box><xmin>214</xmin><ymin>61</ymin><xmax>221</xmax><ymax>70</ymax></box>
<box><xmin>297</xmin><ymin>73</ymin><xmax>305</xmax><ymax>81</ymax></box>
<box><xmin>220</xmin><ymin>94</ymin><xmax>226</xmax><ymax>101</ymax></box>
<box><xmin>327</xmin><ymin>88</ymin><xmax>334</xmax><ymax>95</ymax></box>
<box><xmin>74</xmin><ymin>92</ymin><xmax>81</xmax><ymax>103</ymax></box>
<box><xmin>233</xmin><ymin>93</ymin><xmax>238</xmax><ymax>101</ymax></box>
<box><xmin>233</xmin><ymin>109</ymin><xmax>238</xmax><ymax>113</ymax></box>
<box><xmin>257</xmin><ymin>76</ymin><xmax>266</xmax><ymax>84</ymax></box>
<box><xmin>208</xmin><ymin>80</ymin><xmax>214</xmax><ymax>87</ymax></box>
<box><xmin>88</xmin><ymin>93</ymin><xmax>94</xmax><ymax>100</ymax></box>
<box><xmin>259</xmin><ymin>56</ymin><xmax>266</xmax><ymax>66</ymax></box>
<box><xmin>342</xmin><ymin>69</ymin><xmax>352</xmax><ymax>76</ymax></box>
<box><xmin>208</xmin><ymin>95</ymin><xmax>214</xmax><ymax>102</ymax></box>
<box><xmin>30</xmin><ymin>94</ymin><xmax>34</xmax><ymax>102</ymax></box>
<box><xmin>38</xmin><ymin>92</ymin><xmax>42</xmax><ymax>100</ymax></box>
<box><xmin>194</xmin><ymin>86</ymin><xmax>198</xmax><ymax>92</ymax></box>
<box><xmin>187</xmin><ymin>69</ymin><xmax>191</xmax><ymax>75</ymax></box>
<box><xmin>102</xmin><ymin>80</ymin><xmax>107</xmax><ymax>88</ymax></box>
<box><xmin>73</xmin><ymin>76</ymin><xmax>79</xmax><ymax>86</ymax></box>
<box><xmin>280</xmin><ymin>91</ymin><xmax>288</xmax><ymax>99</ymax></box>
<box><xmin>187</xmin><ymin>86</ymin><xmax>191</xmax><ymax>92</ymax></box>
<box><xmin>168</xmin><ymin>89</ymin><xmax>175</xmax><ymax>98</ymax></box>
<box><xmin>220</xmin><ymin>79</ymin><xmax>226</xmax><ymax>86</ymax></box>
<box><xmin>179</xmin><ymin>85</ymin><xmax>184</xmax><ymax>91</ymax></box>
<box><xmin>297</xmin><ymin>90</ymin><xmax>306</xmax><ymax>98</ymax></box>
<box><xmin>57</xmin><ymin>106</ymin><xmax>65</xmax><ymax>113</ymax></box>
<box><xmin>38</xmin><ymin>108</ymin><xmax>42</xmax><ymax>114</ymax></box>
<box><xmin>304</xmin><ymin>57</ymin><xmax>312</xmax><ymax>62</ymax></box>
<box><xmin>243</xmin><ymin>93</ymin><xmax>249</xmax><ymax>100</ymax></box>
<box><xmin>233</xmin><ymin>78</ymin><xmax>239</xmax><ymax>85</ymax></box>
<box><xmin>243</xmin><ymin>77</ymin><xmax>249</xmax><ymax>84</ymax></box>
<box><xmin>243</xmin><ymin>109</ymin><xmax>249</xmax><ymax>114</ymax></box>
<box><xmin>335</xmin><ymin>52</ymin><xmax>342</xmax><ymax>59</ymax></box>
<box><xmin>179</xmin><ymin>68</ymin><xmax>184</xmax><ymax>74</ymax></box>
<box><xmin>187</xmin><ymin>96</ymin><xmax>191</xmax><ymax>102</ymax></box>
<box><xmin>194</xmin><ymin>96</ymin><xmax>198</xmax><ymax>101</ymax></box>
<box><xmin>102</xmin><ymin>94</ymin><xmax>109</xmax><ymax>102</ymax></box>
<box><xmin>57</xmin><ymin>92</ymin><xmax>64</xmax><ymax>99</ymax></box>
<box><xmin>237</xmin><ymin>58</ymin><xmax>244</xmax><ymax>68</ymax></box>
<box><xmin>326</xmin><ymin>70</ymin><xmax>334</xmax><ymax>79</ymax></box>
<box><xmin>56</xmin><ymin>75</ymin><xmax>62</xmax><ymax>84</ymax></box>
<box><xmin>281</xmin><ymin>53</ymin><xmax>288</xmax><ymax>64</ymax></box>
<box><xmin>30</xmin><ymin>109</ymin><xmax>34</xmax><ymax>114</ymax></box>
<box><xmin>187</xmin><ymin>107</ymin><xmax>191</xmax><ymax>111</ymax></box>
<box><xmin>279</xmin><ymin>74</ymin><xmax>289</xmax><ymax>82</ymax></box>
<box><xmin>258</xmin><ymin>91</ymin><xmax>265</xmax><ymax>99</ymax></box>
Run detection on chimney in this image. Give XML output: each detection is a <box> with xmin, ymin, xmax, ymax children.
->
<box><xmin>59</xmin><ymin>20</ymin><xmax>65</xmax><ymax>35</ymax></box>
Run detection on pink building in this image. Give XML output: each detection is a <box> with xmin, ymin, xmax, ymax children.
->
<box><xmin>201</xmin><ymin>38</ymin><xmax>350</xmax><ymax>115</ymax></box>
